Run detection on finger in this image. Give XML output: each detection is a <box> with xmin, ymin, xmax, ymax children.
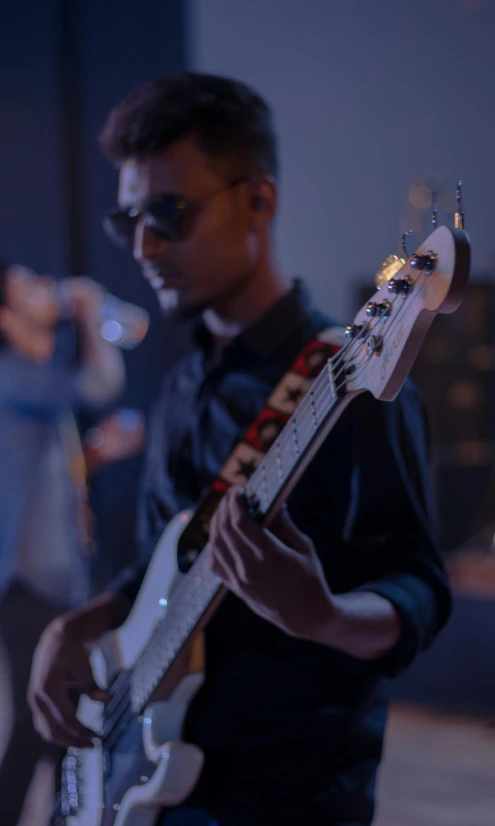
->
<box><xmin>209</xmin><ymin>519</ymin><xmax>247</xmax><ymax>586</ymax></box>
<box><xmin>209</xmin><ymin>491</ymin><xmax>261</xmax><ymax>586</ymax></box>
<box><xmin>33</xmin><ymin>711</ymin><xmax>85</xmax><ymax>750</ymax></box>
<box><xmin>208</xmin><ymin>539</ymin><xmax>242</xmax><ymax>595</ymax></box>
<box><xmin>34</xmin><ymin>693</ymin><xmax>96</xmax><ymax>748</ymax></box>
<box><xmin>209</xmin><ymin>497</ymin><xmax>232</xmax><ymax>555</ymax></box>
<box><xmin>231</xmin><ymin>488</ymin><xmax>267</xmax><ymax>542</ymax></box>
<box><xmin>64</xmin><ymin>678</ymin><xmax>109</xmax><ymax>703</ymax></box>
<box><xmin>223</xmin><ymin>492</ymin><xmax>264</xmax><ymax>585</ymax></box>
<box><xmin>266</xmin><ymin>506</ymin><xmax>315</xmax><ymax>556</ymax></box>
<box><xmin>40</xmin><ymin>687</ymin><xmax>99</xmax><ymax>739</ymax></box>
<box><xmin>226</xmin><ymin>489</ymin><xmax>264</xmax><ymax>551</ymax></box>
<box><xmin>69</xmin><ymin>650</ymin><xmax>109</xmax><ymax>702</ymax></box>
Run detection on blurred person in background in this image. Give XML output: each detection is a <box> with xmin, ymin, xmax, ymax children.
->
<box><xmin>0</xmin><ymin>265</ymin><xmax>144</xmax><ymax>825</ymax></box>
<box><xmin>28</xmin><ymin>74</ymin><xmax>451</xmax><ymax>826</ymax></box>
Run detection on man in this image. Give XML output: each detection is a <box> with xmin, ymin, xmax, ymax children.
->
<box><xmin>0</xmin><ymin>267</ymin><xmax>143</xmax><ymax>825</ymax></box>
<box><xmin>28</xmin><ymin>73</ymin><xmax>451</xmax><ymax>825</ymax></box>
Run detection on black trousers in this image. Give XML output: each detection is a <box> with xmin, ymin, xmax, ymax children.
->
<box><xmin>0</xmin><ymin>581</ymin><xmax>63</xmax><ymax>826</ymax></box>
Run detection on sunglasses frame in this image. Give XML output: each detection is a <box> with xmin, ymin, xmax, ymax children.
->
<box><xmin>103</xmin><ymin>175</ymin><xmax>251</xmax><ymax>247</ymax></box>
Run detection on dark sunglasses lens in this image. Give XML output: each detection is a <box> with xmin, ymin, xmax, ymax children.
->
<box><xmin>146</xmin><ymin>199</ymin><xmax>187</xmax><ymax>242</ymax></box>
<box><xmin>102</xmin><ymin>209</ymin><xmax>137</xmax><ymax>248</ymax></box>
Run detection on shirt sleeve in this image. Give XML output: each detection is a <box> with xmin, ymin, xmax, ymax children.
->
<box><xmin>338</xmin><ymin>380</ymin><xmax>452</xmax><ymax>678</ymax></box>
<box><xmin>0</xmin><ymin>349</ymin><xmax>77</xmax><ymax>414</ymax></box>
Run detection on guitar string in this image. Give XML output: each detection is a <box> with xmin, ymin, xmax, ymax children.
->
<box><xmin>100</xmin><ymin>272</ymin><xmax>428</xmax><ymax>742</ymax></box>
<box><xmin>100</xmin><ymin>274</ymin><xmax>427</xmax><ymax>741</ymax></box>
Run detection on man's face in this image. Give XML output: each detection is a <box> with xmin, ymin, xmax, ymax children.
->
<box><xmin>117</xmin><ymin>138</ymin><xmax>265</xmax><ymax>319</ymax></box>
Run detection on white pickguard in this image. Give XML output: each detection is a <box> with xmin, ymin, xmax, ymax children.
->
<box><xmin>66</xmin><ymin>510</ymin><xmax>205</xmax><ymax>826</ymax></box>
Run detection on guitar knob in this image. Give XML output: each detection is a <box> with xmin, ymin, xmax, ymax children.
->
<box><xmin>410</xmin><ymin>252</ymin><xmax>437</xmax><ymax>272</ymax></box>
<box><xmin>387</xmin><ymin>276</ymin><xmax>413</xmax><ymax>295</ymax></box>
<box><xmin>345</xmin><ymin>323</ymin><xmax>362</xmax><ymax>339</ymax></box>
<box><xmin>366</xmin><ymin>302</ymin><xmax>379</xmax><ymax>317</ymax></box>
<box><xmin>366</xmin><ymin>300</ymin><xmax>391</xmax><ymax>319</ymax></box>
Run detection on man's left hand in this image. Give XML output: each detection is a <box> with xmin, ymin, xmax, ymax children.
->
<box><xmin>208</xmin><ymin>487</ymin><xmax>335</xmax><ymax>639</ymax></box>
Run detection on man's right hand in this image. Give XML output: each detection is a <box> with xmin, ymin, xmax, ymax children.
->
<box><xmin>28</xmin><ymin>592</ymin><xmax>131</xmax><ymax>747</ymax></box>
<box><xmin>27</xmin><ymin>618</ymin><xmax>108</xmax><ymax>748</ymax></box>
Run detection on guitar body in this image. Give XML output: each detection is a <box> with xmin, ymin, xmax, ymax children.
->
<box><xmin>63</xmin><ymin>510</ymin><xmax>205</xmax><ymax>826</ymax></box>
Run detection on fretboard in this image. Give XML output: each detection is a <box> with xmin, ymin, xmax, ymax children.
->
<box><xmin>245</xmin><ymin>357</ymin><xmax>339</xmax><ymax>516</ymax></box>
<box><xmin>131</xmin><ymin>358</ymin><xmax>345</xmax><ymax>712</ymax></box>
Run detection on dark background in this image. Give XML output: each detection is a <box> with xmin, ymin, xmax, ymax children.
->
<box><xmin>0</xmin><ymin>0</ymin><xmax>192</xmax><ymax>587</ymax></box>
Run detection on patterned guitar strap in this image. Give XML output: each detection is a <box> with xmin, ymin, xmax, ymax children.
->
<box><xmin>177</xmin><ymin>326</ymin><xmax>345</xmax><ymax>573</ymax></box>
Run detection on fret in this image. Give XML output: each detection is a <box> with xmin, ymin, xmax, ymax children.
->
<box><xmin>275</xmin><ymin>439</ymin><xmax>284</xmax><ymax>480</ymax></box>
<box><xmin>261</xmin><ymin>462</ymin><xmax>269</xmax><ymax>505</ymax></box>
<box><xmin>246</xmin><ymin>360</ymin><xmax>339</xmax><ymax>520</ymax></box>
<box><xmin>326</xmin><ymin>357</ymin><xmax>337</xmax><ymax>403</ymax></box>
<box><xmin>309</xmin><ymin>388</ymin><xmax>318</xmax><ymax>429</ymax></box>
<box><xmin>131</xmin><ymin>556</ymin><xmax>221</xmax><ymax>711</ymax></box>
<box><xmin>292</xmin><ymin>416</ymin><xmax>300</xmax><ymax>456</ymax></box>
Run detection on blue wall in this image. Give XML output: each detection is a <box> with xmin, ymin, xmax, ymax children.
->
<box><xmin>0</xmin><ymin>0</ymin><xmax>191</xmax><ymax>586</ymax></box>
<box><xmin>190</xmin><ymin>0</ymin><xmax>495</xmax><ymax>321</ymax></box>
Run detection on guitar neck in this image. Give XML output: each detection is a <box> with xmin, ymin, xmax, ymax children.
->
<box><xmin>130</xmin><ymin>359</ymin><xmax>357</xmax><ymax>713</ymax></box>
<box><xmin>126</xmin><ymin>223</ymin><xmax>472</xmax><ymax>714</ymax></box>
<box><xmin>244</xmin><ymin>358</ymin><xmax>357</xmax><ymax>521</ymax></box>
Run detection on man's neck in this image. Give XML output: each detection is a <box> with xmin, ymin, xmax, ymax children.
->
<box><xmin>202</xmin><ymin>309</ymin><xmax>243</xmax><ymax>341</ymax></box>
<box><xmin>205</xmin><ymin>265</ymin><xmax>289</xmax><ymax>339</ymax></box>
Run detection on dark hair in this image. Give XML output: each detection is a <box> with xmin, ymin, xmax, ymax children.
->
<box><xmin>99</xmin><ymin>72</ymin><xmax>278</xmax><ymax>179</ymax></box>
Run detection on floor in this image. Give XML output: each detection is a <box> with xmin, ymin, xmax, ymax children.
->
<box><xmin>375</xmin><ymin>705</ymin><xmax>495</xmax><ymax>826</ymax></box>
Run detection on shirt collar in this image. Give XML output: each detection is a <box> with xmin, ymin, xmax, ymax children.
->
<box><xmin>192</xmin><ymin>278</ymin><xmax>313</xmax><ymax>361</ymax></box>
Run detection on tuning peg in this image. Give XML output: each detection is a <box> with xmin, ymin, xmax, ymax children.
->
<box><xmin>387</xmin><ymin>275</ymin><xmax>413</xmax><ymax>295</ymax></box>
<box><xmin>454</xmin><ymin>180</ymin><xmax>464</xmax><ymax>229</ymax></box>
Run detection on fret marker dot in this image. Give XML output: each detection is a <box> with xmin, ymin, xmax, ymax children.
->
<box><xmin>159</xmin><ymin>598</ymin><xmax>168</xmax><ymax>607</ymax></box>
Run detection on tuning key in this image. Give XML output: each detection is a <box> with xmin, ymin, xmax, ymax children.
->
<box><xmin>366</xmin><ymin>300</ymin><xmax>391</xmax><ymax>319</ymax></box>
<box><xmin>387</xmin><ymin>276</ymin><xmax>413</xmax><ymax>295</ymax></box>
<box><xmin>345</xmin><ymin>323</ymin><xmax>363</xmax><ymax>339</ymax></box>
<box><xmin>410</xmin><ymin>252</ymin><xmax>437</xmax><ymax>273</ymax></box>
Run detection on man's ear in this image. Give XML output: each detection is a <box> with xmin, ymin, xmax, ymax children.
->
<box><xmin>248</xmin><ymin>177</ymin><xmax>277</xmax><ymax>227</ymax></box>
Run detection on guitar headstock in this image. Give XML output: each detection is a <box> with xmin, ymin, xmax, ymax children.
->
<box><xmin>343</xmin><ymin>226</ymin><xmax>471</xmax><ymax>401</ymax></box>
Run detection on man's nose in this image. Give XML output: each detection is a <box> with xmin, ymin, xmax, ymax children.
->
<box><xmin>133</xmin><ymin>218</ymin><xmax>167</xmax><ymax>264</ymax></box>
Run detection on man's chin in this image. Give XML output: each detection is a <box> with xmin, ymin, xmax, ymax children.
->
<box><xmin>157</xmin><ymin>288</ymin><xmax>205</xmax><ymax>322</ymax></box>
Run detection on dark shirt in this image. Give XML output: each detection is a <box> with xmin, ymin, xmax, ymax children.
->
<box><xmin>112</xmin><ymin>280</ymin><xmax>451</xmax><ymax>825</ymax></box>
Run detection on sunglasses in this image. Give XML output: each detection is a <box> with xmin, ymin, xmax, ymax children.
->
<box><xmin>103</xmin><ymin>175</ymin><xmax>249</xmax><ymax>248</ymax></box>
